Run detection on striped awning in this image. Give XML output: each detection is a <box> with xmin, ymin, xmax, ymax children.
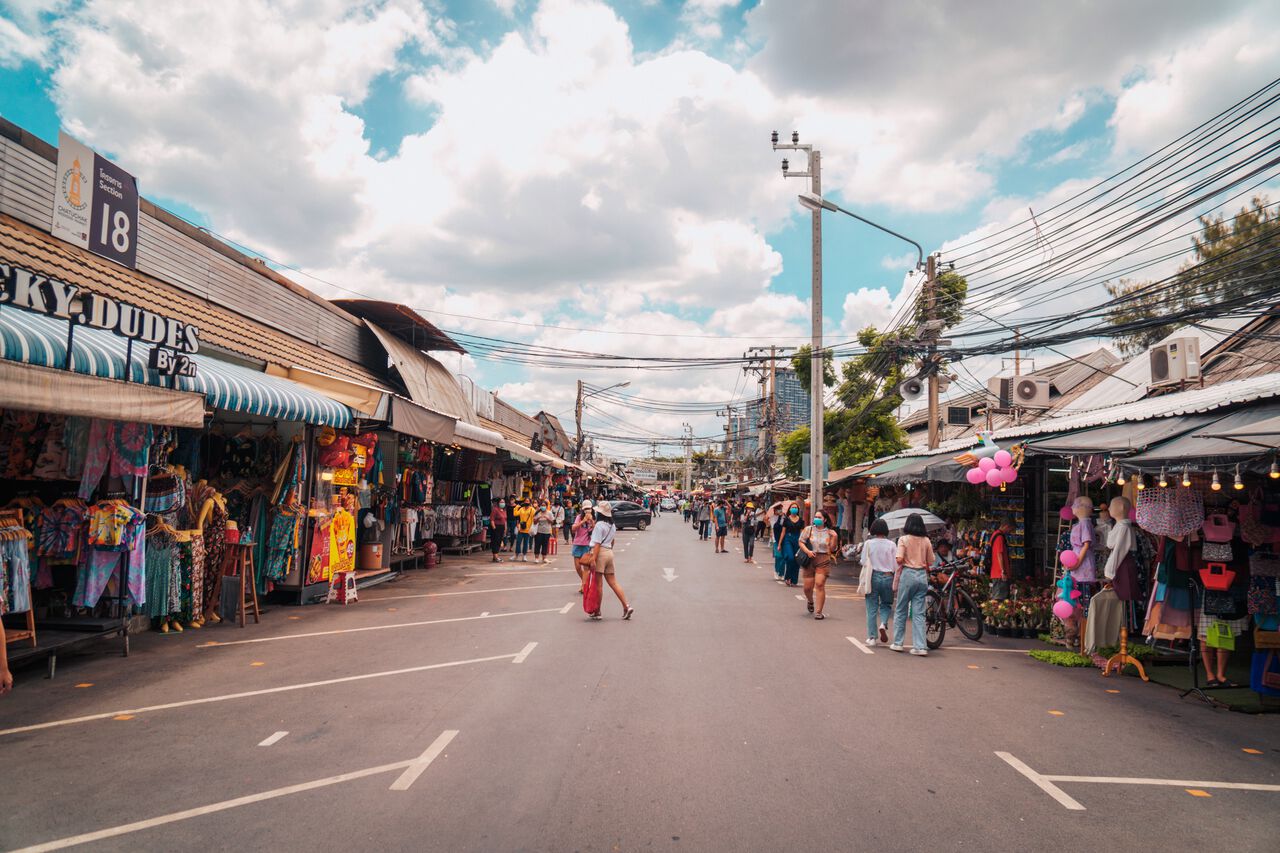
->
<box><xmin>0</xmin><ymin>306</ymin><xmax>351</xmax><ymax>427</ymax></box>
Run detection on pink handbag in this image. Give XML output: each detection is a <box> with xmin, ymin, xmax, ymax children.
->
<box><xmin>1202</xmin><ymin>513</ymin><xmax>1235</xmax><ymax>543</ymax></box>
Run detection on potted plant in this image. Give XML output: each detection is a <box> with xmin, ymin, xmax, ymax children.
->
<box><xmin>980</xmin><ymin>599</ymin><xmax>1000</xmax><ymax>635</ymax></box>
<box><xmin>995</xmin><ymin>600</ymin><xmax>1015</xmax><ymax>637</ymax></box>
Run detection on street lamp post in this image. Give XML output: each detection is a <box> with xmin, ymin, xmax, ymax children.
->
<box><xmin>575</xmin><ymin>380</ymin><xmax>631</xmax><ymax>462</ymax></box>
<box><xmin>795</xmin><ymin>190</ymin><xmax>934</xmax><ymax>446</ymax></box>
<box><xmin>772</xmin><ymin>131</ymin><xmax>824</xmax><ymax>517</ymax></box>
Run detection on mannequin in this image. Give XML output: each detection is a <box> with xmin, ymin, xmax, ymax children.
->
<box><xmin>1101</xmin><ymin>495</ymin><xmax>1148</xmax><ymax>681</ymax></box>
<box><xmin>190</xmin><ymin>483</ymin><xmax>228</xmax><ymax>626</ymax></box>
<box><xmin>1064</xmin><ymin>497</ymin><xmax>1097</xmax><ymax>643</ymax></box>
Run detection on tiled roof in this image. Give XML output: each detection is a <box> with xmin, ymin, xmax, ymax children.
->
<box><xmin>0</xmin><ymin>215</ymin><xmax>389</xmax><ymax>389</ymax></box>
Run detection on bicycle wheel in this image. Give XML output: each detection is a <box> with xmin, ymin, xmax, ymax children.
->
<box><xmin>954</xmin><ymin>589</ymin><xmax>983</xmax><ymax>641</ymax></box>
<box><xmin>925</xmin><ymin>589</ymin><xmax>946</xmax><ymax>649</ymax></box>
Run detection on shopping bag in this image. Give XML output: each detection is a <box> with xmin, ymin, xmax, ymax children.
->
<box><xmin>1198</xmin><ymin>562</ymin><xmax>1236</xmax><ymax>591</ymax></box>
<box><xmin>1254</xmin><ymin>627</ymin><xmax>1280</xmax><ymax>649</ymax></box>
<box><xmin>1206</xmin><ymin>620</ymin><xmax>1235</xmax><ymax>651</ymax></box>
<box><xmin>583</xmin><ymin>568</ymin><xmax>602</xmax><ymax>616</ymax></box>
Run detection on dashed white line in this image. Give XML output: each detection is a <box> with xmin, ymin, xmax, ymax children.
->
<box><xmin>996</xmin><ymin>752</ymin><xmax>1086</xmax><ymax>811</ymax></box>
<box><xmin>366</xmin><ymin>583</ymin><xmax>579</xmax><ymax>602</ymax></box>
<box><xmin>198</xmin><ymin>607</ymin><xmax>562</xmax><ymax>647</ymax></box>
<box><xmin>845</xmin><ymin>636</ymin><xmax>874</xmax><ymax>655</ymax></box>
<box><xmin>257</xmin><ymin>731</ymin><xmax>289</xmax><ymax>747</ymax></box>
<box><xmin>512</xmin><ymin>642</ymin><xmax>538</xmax><ymax>664</ymax></box>
<box><xmin>559</xmin><ymin>602</ymin><xmax>574</xmax><ymax>614</ymax></box>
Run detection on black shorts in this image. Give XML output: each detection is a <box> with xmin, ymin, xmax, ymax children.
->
<box><xmin>716</xmin><ymin>526</ymin><xmax>728</xmax><ymax>537</ymax></box>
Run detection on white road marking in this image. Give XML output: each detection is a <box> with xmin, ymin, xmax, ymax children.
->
<box><xmin>559</xmin><ymin>602</ymin><xmax>574</xmax><ymax>614</ymax></box>
<box><xmin>995</xmin><ymin>752</ymin><xmax>1087</xmax><ymax>811</ymax></box>
<box><xmin>512</xmin><ymin>642</ymin><xmax>538</xmax><ymax>664</ymax></box>
<box><xmin>198</xmin><ymin>607</ymin><xmax>562</xmax><ymax>647</ymax></box>
<box><xmin>662</xmin><ymin>567</ymin><xmax>678</xmax><ymax>582</ymax></box>
<box><xmin>1042</xmin><ymin>774</ymin><xmax>1280</xmax><ymax>792</ymax></box>
<box><xmin>845</xmin><ymin>636</ymin><xmax>874</xmax><ymax>655</ymax></box>
<box><xmin>257</xmin><ymin>731</ymin><xmax>289</xmax><ymax>747</ymax></box>
<box><xmin>389</xmin><ymin>729</ymin><xmax>458</xmax><ymax>791</ymax></box>
<box><xmin>11</xmin><ymin>733</ymin><xmax>460</xmax><ymax>852</ymax></box>
<box><xmin>367</xmin><ymin>583</ymin><xmax>579</xmax><ymax>602</ymax></box>
<box><xmin>940</xmin><ymin>646</ymin><xmax>1031</xmax><ymax>653</ymax></box>
<box><xmin>464</xmin><ymin>569</ymin><xmax>567</xmax><ymax>576</ymax></box>
<box><xmin>0</xmin><ymin>650</ymin><xmax>531</xmax><ymax>738</ymax></box>
<box><xmin>794</xmin><ymin>594</ymin><xmax>805</xmax><ymax>601</ymax></box>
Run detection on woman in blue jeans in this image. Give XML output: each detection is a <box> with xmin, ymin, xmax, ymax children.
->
<box><xmin>858</xmin><ymin>518</ymin><xmax>896</xmax><ymax>646</ymax></box>
<box><xmin>892</xmin><ymin>513</ymin><xmax>935</xmax><ymax>656</ymax></box>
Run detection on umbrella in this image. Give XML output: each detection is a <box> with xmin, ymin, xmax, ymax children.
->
<box><xmin>877</xmin><ymin>508</ymin><xmax>947</xmax><ymax>539</ymax></box>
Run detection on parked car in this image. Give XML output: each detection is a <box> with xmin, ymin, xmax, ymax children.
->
<box><xmin>610</xmin><ymin>501</ymin><xmax>653</xmax><ymax>530</ymax></box>
<box><xmin>660</xmin><ymin>497</ymin><xmax>677</xmax><ymax>511</ymax></box>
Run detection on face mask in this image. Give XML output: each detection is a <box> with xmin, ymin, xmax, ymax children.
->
<box><xmin>789</xmin><ymin>509</ymin><xmax>799</xmax><ymax>516</ymax></box>
<box><xmin>814</xmin><ymin>518</ymin><xmax>825</xmax><ymax>527</ymax></box>
<box><xmin>499</xmin><ymin>502</ymin><xmax>505</xmax><ymax>508</ymax></box>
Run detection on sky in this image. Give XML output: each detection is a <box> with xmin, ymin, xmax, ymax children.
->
<box><xmin>2</xmin><ymin>0</ymin><xmax>1278</xmax><ymax>458</ymax></box>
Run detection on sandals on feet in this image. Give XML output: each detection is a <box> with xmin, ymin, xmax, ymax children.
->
<box><xmin>807</xmin><ymin>601</ymin><xmax>815</xmax><ymax>614</ymax></box>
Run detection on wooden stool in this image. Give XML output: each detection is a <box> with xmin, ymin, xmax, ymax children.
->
<box><xmin>225</xmin><ymin>543</ymin><xmax>261</xmax><ymax>627</ymax></box>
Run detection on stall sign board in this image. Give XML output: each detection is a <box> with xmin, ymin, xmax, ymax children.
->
<box><xmin>148</xmin><ymin>346</ymin><xmax>197</xmax><ymax>378</ymax></box>
<box><xmin>51</xmin><ymin>132</ymin><xmax>140</xmax><ymax>269</ymax></box>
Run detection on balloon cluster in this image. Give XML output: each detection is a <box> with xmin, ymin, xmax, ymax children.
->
<box><xmin>1052</xmin><ymin>554</ymin><xmax>1082</xmax><ymax>621</ymax></box>
<box><xmin>965</xmin><ymin>449</ymin><xmax>1018</xmax><ymax>488</ymax></box>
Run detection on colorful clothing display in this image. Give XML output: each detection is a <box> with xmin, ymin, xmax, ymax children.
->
<box><xmin>78</xmin><ymin>420</ymin><xmax>153</xmax><ymax>499</ymax></box>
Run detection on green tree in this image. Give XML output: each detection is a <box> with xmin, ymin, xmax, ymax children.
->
<box><xmin>1105</xmin><ymin>196</ymin><xmax>1280</xmax><ymax>355</ymax></box>
<box><xmin>790</xmin><ymin>345</ymin><xmax>836</xmax><ymax>392</ymax></box>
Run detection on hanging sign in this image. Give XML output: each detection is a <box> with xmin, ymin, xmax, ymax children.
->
<box><xmin>0</xmin><ymin>261</ymin><xmax>200</xmax><ymax>352</ymax></box>
<box><xmin>148</xmin><ymin>346</ymin><xmax>197</xmax><ymax>378</ymax></box>
<box><xmin>51</xmin><ymin>131</ymin><xmax>140</xmax><ymax>269</ymax></box>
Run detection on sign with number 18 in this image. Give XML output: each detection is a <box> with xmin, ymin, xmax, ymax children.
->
<box><xmin>51</xmin><ymin>131</ymin><xmax>139</xmax><ymax>269</ymax></box>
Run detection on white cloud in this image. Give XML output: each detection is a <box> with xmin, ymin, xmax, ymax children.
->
<box><xmin>880</xmin><ymin>251</ymin><xmax>916</xmax><ymax>272</ymax></box>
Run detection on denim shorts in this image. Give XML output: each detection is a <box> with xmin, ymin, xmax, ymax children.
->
<box><xmin>572</xmin><ymin>545</ymin><xmax>590</xmax><ymax>558</ymax></box>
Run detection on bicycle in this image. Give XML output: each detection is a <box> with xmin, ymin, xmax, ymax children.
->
<box><xmin>923</xmin><ymin>558</ymin><xmax>984</xmax><ymax>649</ymax></box>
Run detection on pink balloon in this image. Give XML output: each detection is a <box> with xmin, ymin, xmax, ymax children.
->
<box><xmin>994</xmin><ymin>450</ymin><xmax>1012</xmax><ymax>468</ymax></box>
<box><xmin>966</xmin><ymin>467</ymin><xmax>986</xmax><ymax>485</ymax></box>
<box><xmin>1052</xmin><ymin>600</ymin><xmax>1075</xmax><ymax>621</ymax></box>
<box><xmin>986</xmin><ymin>469</ymin><xmax>1004</xmax><ymax>488</ymax></box>
<box><xmin>978</xmin><ymin>457</ymin><xmax>996</xmax><ymax>472</ymax></box>
<box><xmin>1059</xmin><ymin>550</ymin><xmax>1079</xmax><ymax>569</ymax></box>
<box><xmin>1059</xmin><ymin>505</ymin><xmax>1074</xmax><ymax>521</ymax></box>
<box><xmin>1001</xmin><ymin>466</ymin><xmax>1019</xmax><ymax>484</ymax></box>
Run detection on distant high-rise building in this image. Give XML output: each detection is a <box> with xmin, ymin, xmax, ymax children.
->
<box><xmin>774</xmin><ymin>367</ymin><xmax>811</xmax><ymax>433</ymax></box>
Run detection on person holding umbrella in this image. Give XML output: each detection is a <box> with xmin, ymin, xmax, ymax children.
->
<box><xmin>892</xmin><ymin>512</ymin><xmax>935</xmax><ymax>655</ymax></box>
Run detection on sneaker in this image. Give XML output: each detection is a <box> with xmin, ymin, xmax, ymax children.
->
<box><xmin>623</xmin><ymin>606</ymin><xmax>634</xmax><ymax>620</ymax></box>
<box><xmin>889</xmin><ymin>643</ymin><xmax>904</xmax><ymax>652</ymax></box>
<box><xmin>910</xmin><ymin>648</ymin><xmax>929</xmax><ymax>656</ymax></box>
<box><xmin>878</xmin><ymin>624</ymin><xmax>889</xmax><ymax>644</ymax></box>
<box><xmin>865</xmin><ymin>638</ymin><xmax>877</xmax><ymax>647</ymax></box>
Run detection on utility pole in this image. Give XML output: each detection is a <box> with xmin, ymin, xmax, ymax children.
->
<box><xmin>926</xmin><ymin>253</ymin><xmax>940</xmax><ymax>450</ymax></box>
<box><xmin>682</xmin><ymin>422</ymin><xmax>692</xmax><ymax>493</ymax></box>
<box><xmin>574</xmin><ymin>379</ymin><xmax>584</xmax><ymax>462</ymax></box>
<box><xmin>772</xmin><ymin>130</ymin><xmax>823</xmax><ymax>515</ymax></box>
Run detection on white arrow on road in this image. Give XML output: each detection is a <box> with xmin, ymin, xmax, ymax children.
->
<box><xmin>662</xmin><ymin>567</ymin><xmax>678</xmax><ymax>582</ymax></box>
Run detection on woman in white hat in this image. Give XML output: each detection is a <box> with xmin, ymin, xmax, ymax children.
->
<box><xmin>583</xmin><ymin>501</ymin><xmax>633</xmax><ymax>620</ymax></box>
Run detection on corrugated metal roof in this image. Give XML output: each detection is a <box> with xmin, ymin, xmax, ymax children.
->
<box><xmin>1031</xmin><ymin>348</ymin><xmax>1122</xmax><ymax>395</ymax></box>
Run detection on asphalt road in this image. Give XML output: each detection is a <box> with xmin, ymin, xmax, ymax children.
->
<box><xmin>2</xmin><ymin>511</ymin><xmax>1279</xmax><ymax>852</ymax></box>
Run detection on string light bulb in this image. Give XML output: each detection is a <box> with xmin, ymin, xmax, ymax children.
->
<box><xmin>1271</xmin><ymin>460</ymin><xmax>1279</xmax><ymax>479</ymax></box>
<box><xmin>1158</xmin><ymin>467</ymin><xmax>1168</xmax><ymax>488</ymax></box>
<box><xmin>1211</xmin><ymin>470</ymin><xmax>1221</xmax><ymax>491</ymax></box>
<box><xmin>1234</xmin><ymin>464</ymin><xmax>1245</xmax><ymax>490</ymax></box>
<box><xmin>1116</xmin><ymin>471</ymin><xmax>1126</xmax><ymax>486</ymax></box>
<box><xmin>1182</xmin><ymin>466</ymin><xmax>1191</xmax><ymax>487</ymax></box>
<box><xmin>1135</xmin><ymin>473</ymin><xmax>1146</xmax><ymax>491</ymax></box>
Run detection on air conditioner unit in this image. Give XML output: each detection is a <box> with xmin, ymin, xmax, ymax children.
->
<box><xmin>987</xmin><ymin>376</ymin><xmax>1051</xmax><ymax>409</ymax></box>
<box><xmin>946</xmin><ymin>406</ymin><xmax>971</xmax><ymax>426</ymax></box>
<box><xmin>1149</xmin><ymin>337</ymin><xmax>1201</xmax><ymax>387</ymax></box>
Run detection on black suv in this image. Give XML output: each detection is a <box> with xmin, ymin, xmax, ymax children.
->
<box><xmin>609</xmin><ymin>501</ymin><xmax>652</xmax><ymax>531</ymax></box>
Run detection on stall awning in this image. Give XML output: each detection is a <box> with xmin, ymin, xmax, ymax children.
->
<box><xmin>0</xmin><ymin>306</ymin><xmax>352</xmax><ymax>427</ymax></box>
<box><xmin>265</xmin><ymin>364</ymin><xmax>387</xmax><ymax>417</ymax></box>
<box><xmin>1196</xmin><ymin>411</ymin><xmax>1280</xmax><ymax>449</ymax></box>
<box><xmin>390</xmin><ymin>396</ymin><xmax>457</xmax><ymax>444</ymax></box>
<box><xmin>0</xmin><ymin>359</ymin><xmax>206</xmax><ymax>426</ymax></box>
<box><xmin>1121</xmin><ymin>403</ymin><xmax>1280</xmax><ymax>469</ymax></box>
<box><xmin>452</xmin><ymin>420</ymin><xmax>501</xmax><ymax>454</ymax></box>
<box><xmin>1021</xmin><ymin>413</ymin><xmax>1222</xmax><ymax>456</ymax></box>
<box><xmin>860</xmin><ymin>456</ymin><xmax>925</xmax><ymax>479</ymax></box>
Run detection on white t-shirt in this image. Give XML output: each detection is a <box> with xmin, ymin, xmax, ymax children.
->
<box><xmin>590</xmin><ymin>520</ymin><xmax>616</xmax><ymax>550</ymax></box>
<box><xmin>862</xmin><ymin>537</ymin><xmax>898</xmax><ymax>574</ymax></box>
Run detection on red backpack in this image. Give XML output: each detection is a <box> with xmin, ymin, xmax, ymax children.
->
<box><xmin>583</xmin><ymin>568</ymin><xmax>602</xmax><ymax>616</ymax></box>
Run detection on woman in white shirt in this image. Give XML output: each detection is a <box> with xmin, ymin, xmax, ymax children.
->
<box><xmin>857</xmin><ymin>518</ymin><xmax>897</xmax><ymax>646</ymax></box>
<box><xmin>583</xmin><ymin>502</ymin><xmax>634</xmax><ymax>621</ymax></box>
<box><xmin>798</xmin><ymin>509</ymin><xmax>839</xmax><ymax>620</ymax></box>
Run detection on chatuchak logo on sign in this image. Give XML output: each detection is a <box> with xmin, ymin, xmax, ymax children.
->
<box><xmin>50</xmin><ymin>132</ymin><xmax>140</xmax><ymax>270</ymax></box>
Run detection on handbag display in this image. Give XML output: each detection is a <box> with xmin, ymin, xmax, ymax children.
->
<box><xmin>1200</xmin><ymin>541</ymin><xmax>1233</xmax><ymax>562</ymax></box>
<box><xmin>1136</xmin><ymin>487</ymin><xmax>1204</xmax><ymax>537</ymax></box>
<box><xmin>1255</xmin><ymin>627</ymin><xmax>1280</xmax><ymax>649</ymax></box>
<box><xmin>1250</xmin><ymin>552</ymin><xmax>1280</xmax><ymax>577</ymax></box>
<box><xmin>1201</xmin><ymin>513</ymin><xmax>1235</xmax><ymax>543</ymax></box>
<box><xmin>1247</xmin><ymin>576</ymin><xmax>1279</xmax><ymax>615</ymax></box>
<box><xmin>1206</xmin><ymin>620</ymin><xmax>1236</xmax><ymax>651</ymax></box>
<box><xmin>1198</xmin><ymin>561</ymin><xmax>1236</xmax><ymax>591</ymax></box>
<box><xmin>1202</xmin><ymin>589</ymin><xmax>1238</xmax><ymax>617</ymax></box>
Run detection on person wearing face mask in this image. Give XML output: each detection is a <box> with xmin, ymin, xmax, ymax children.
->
<box><xmin>780</xmin><ymin>502</ymin><xmax>804</xmax><ymax>587</ymax></box>
<box><xmin>533</xmin><ymin>501</ymin><xmax>555</xmax><ymax>564</ymax></box>
<box><xmin>799</xmin><ymin>509</ymin><xmax>839</xmax><ymax>619</ymax></box>
<box><xmin>512</xmin><ymin>499</ymin><xmax>536</xmax><ymax>562</ymax></box>
<box><xmin>489</xmin><ymin>499</ymin><xmax>508</xmax><ymax>563</ymax></box>
<box><xmin>571</xmin><ymin>500</ymin><xmax>596</xmax><ymax>593</ymax></box>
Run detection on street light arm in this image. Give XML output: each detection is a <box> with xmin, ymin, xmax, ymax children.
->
<box><xmin>830</xmin><ymin>203</ymin><xmax>925</xmax><ymax>269</ymax></box>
